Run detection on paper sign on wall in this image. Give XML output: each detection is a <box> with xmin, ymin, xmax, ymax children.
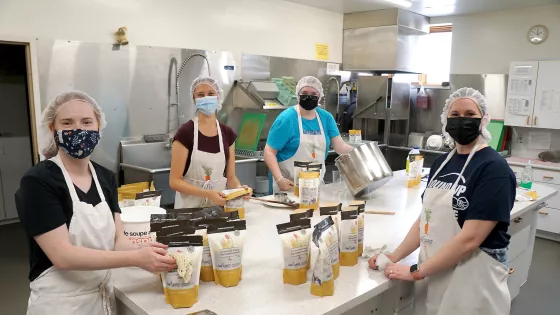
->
<box><xmin>315</xmin><ymin>43</ymin><xmax>329</xmax><ymax>61</ymax></box>
<box><xmin>326</xmin><ymin>63</ymin><xmax>339</xmax><ymax>75</ymax></box>
<box><xmin>528</xmin><ymin>131</ymin><xmax>552</xmax><ymax>150</ymax></box>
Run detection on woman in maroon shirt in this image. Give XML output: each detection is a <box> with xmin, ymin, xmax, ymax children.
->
<box><xmin>169</xmin><ymin>76</ymin><xmax>247</xmax><ymax>208</ymax></box>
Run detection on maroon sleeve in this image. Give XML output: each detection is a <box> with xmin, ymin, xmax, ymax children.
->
<box><xmin>173</xmin><ymin>120</ymin><xmax>194</xmax><ymax>151</ymax></box>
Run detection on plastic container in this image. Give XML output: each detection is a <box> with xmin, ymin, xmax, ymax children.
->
<box><xmin>255</xmin><ymin>176</ymin><xmax>269</xmax><ymax>194</ymax></box>
<box><xmin>355</xmin><ymin>130</ymin><xmax>362</xmax><ymax>143</ymax></box>
<box><xmin>120</xmin><ymin>206</ymin><xmax>167</xmax><ymax>245</ymax></box>
<box><xmin>520</xmin><ymin>161</ymin><xmax>533</xmax><ymax>189</ymax></box>
<box><xmin>277</xmin><ymin>91</ymin><xmax>297</xmax><ymax>106</ymax></box>
<box><xmin>406</xmin><ymin>146</ymin><xmax>421</xmax><ymax>174</ymax></box>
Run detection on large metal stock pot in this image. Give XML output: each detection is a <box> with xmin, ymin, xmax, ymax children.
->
<box><xmin>335</xmin><ymin>142</ymin><xmax>393</xmax><ymax>197</ymax></box>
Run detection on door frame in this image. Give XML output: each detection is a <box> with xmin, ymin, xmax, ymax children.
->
<box><xmin>0</xmin><ymin>36</ymin><xmax>42</xmax><ymax>165</ymax></box>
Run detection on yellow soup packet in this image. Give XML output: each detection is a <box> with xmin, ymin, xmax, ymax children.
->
<box><xmin>339</xmin><ymin>209</ymin><xmax>359</xmax><ymax>266</ymax></box>
<box><xmin>277</xmin><ymin>219</ymin><xmax>312</xmax><ymax>285</ymax></box>
<box><xmin>193</xmin><ymin>219</ymin><xmax>228</xmax><ymax>282</ymax></box>
<box><xmin>310</xmin><ymin>216</ymin><xmax>335</xmax><ymax>297</ymax></box>
<box><xmin>207</xmin><ymin>220</ymin><xmax>247</xmax><ymax>287</ymax></box>
<box><xmin>159</xmin><ymin>235</ymin><xmax>203</xmax><ymax>309</ymax></box>
<box><xmin>223</xmin><ymin>188</ymin><xmax>252</xmax><ymax>219</ymax></box>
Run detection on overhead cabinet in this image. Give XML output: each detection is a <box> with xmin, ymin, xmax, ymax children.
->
<box><xmin>505</xmin><ymin>60</ymin><xmax>560</xmax><ymax>130</ymax></box>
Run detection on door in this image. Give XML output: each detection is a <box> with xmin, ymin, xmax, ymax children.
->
<box><xmin>532</xmin><ymin>61</ymin><xmax>560</xmax><ymax>130</ymax></box>
<box><xmin>504</xmin><ymin>61</ymin><xmax>539</xmax><ymax>127</ymax></box>
<box><xmin>0</xmin><ymin>168</ymin><xmax>5</xmax><ymax>220</ymax></box>
<box><xmin>0</xmin><ymin>43</ymin><xmax>35</xmax><ymax>220</ymax></box>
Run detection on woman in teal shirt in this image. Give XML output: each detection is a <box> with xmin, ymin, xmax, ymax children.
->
<box><xmin>264</xmin><ymin>76</ymin><xmax>353</xmax><ymax>192</ymax></box>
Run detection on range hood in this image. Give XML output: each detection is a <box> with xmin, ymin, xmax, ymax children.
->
<box><xmin>342</xmin><ymin>9</ymin><xmax>429</xmax><ymax>74</ymax></box>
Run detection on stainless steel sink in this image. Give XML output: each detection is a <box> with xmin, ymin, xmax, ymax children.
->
<box><xmin>120</xmin><ymin>139</ymin><xmax>258</xmax><ymax>207</ymax></box>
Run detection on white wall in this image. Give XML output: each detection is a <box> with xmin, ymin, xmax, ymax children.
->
<box><xmin>433</xmin><ymin>4</ymin><xmax>560</xmax><ymax>74</ymax></box>
<box><xmin>0</xmin><ymin>0</ymin><xmax>343</xmax><ymax>62</ymax></box>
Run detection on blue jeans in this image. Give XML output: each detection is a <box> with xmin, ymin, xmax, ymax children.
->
<box><xmin>481</xmin><ymin>247</ymin><xmax>508</xmax><ymax>267</ymax></box>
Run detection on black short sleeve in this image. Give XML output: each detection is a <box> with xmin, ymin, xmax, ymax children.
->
<box><xmin>16</xmin><ymin>175</ymin><xmax>67</xmax><ymax>237</ymax></box>
<box><xmin>464</xmin><ymin>161</ymin><xmax>515</xmax><ymax>223</ymax></box>
<box><xmin>107</xmin><ymin>170</ymin><xmax>122</xmax><ymax>214</ymax></box>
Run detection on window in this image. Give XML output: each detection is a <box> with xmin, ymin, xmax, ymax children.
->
<box><xmin>419</xmin><ymin>24</ymin><xmax>452</xmax><ymax>85</ymax></box>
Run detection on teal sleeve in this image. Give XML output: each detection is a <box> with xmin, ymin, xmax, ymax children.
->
<box><xmin>324</xmin><ymin>111</ymin><xmax>340</xmax><ymax>139</ymax></box>
<box><xmin>267</xmin><ymin>114</ymin><xmax>290</xmax><ymax>151</ymax></box>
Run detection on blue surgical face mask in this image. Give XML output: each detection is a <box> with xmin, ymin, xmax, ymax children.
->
<box><xmin>195</xmin><ymin>96</ymin><xmax>219</xmax><ymax>116</ymax></box>
<box><xmin>54</xmin><ymin>129</ymin><xmax>100</xmax><ymax>159</ymax></box>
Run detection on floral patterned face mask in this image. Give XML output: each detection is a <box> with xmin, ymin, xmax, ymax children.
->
<box><xmin>54</xmin><ymin>129</ymin><xmax>100</xmax><ymax>159</ymax></box>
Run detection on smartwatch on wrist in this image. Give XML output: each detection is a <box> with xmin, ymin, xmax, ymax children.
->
<box><xmin>410</xmin><ymin>264</ymin><xmax>423</xmax><ymax>281</ymax></box>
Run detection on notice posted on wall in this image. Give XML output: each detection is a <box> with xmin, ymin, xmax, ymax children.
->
<box><xmin>528</xmin><ymin>131</ymin><xmax>552</xmax><ymax>150</ymax></box>
<box><xmin>315</xmin><ymin>43</ymin><xmax>329</xmax><ymax>61</ymax></box>
<box><xmin>540</xmin><ymin>90</ymin><xmax>560</xmax><ymax>114</ymax></box>
<box><xmin>506</xmin><ymin>98</ymin><xmax>531</xmax><ymax>116</ymax></box>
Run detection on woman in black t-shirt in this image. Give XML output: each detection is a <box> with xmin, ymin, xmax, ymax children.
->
<box><xmin>368</xmin><ymin>88</ymin><xmax>514</xmax><ymax>314</ymax></box>
<box><xmin>16</xmin><ymin>91</ymin><xmax>175</xmax><ymax>314</ymax></box>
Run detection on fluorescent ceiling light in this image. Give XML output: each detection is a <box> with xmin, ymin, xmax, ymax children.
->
<box><xmin>384</xmin><ymin>0</ymin><xmax>412</xmax><ymax>8</ymax></box>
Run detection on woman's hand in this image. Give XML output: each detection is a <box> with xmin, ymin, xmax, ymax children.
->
<box><xmin>277</xmin><ymin>178</ymin><xmax>294</xmax><ymax>191</ymax></box>
<box><xmin>139</xmin><ymin>241</ymin><xmax>168</xmax><ymax>249</ymax></box>
<box><xmin>206</xmin><ymin>190</ymin><xmax>226</xmax><ymax>206</ymax></box>
<box><xmin>384</xmin><ymin>263</ymin><xmax>414</xmax><ymax>281</ymax></box>
<box><xmin>240</xmin><ymin>185</ymin><xmax>252</xmax><ymax>200</ymax></box>
<box><xmin>368</xmin><ymin>253</ymin><xmax>395</xmax><ymax>270</ymax></box>
<box><xmin>133</xmin><ymin>246</ymin><xmax>176</xmax><ymax>273</ymax></box>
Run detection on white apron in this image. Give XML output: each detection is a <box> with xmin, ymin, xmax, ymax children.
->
<box><xmin>414</xmin><ymin>143</ymin><xmax>510</xmax><ymax>315</ymax></box>
<box><xmin>27</xmin><ymin>154</ymin><xmax>116</xmax><ymax>315</ymax></box>
<box><xmin>174</xmin><ymin>118</ymin><xmax>228</xmax><ymax>208</ymax></box>
<box><xmin>277</xmin><ymin>106</ymin><xmax>327</xmax><ymax>187</ymax></box>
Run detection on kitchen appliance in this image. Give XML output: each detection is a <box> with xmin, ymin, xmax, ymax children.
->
<box><xmin>425</xmin><ymin>135</ymin><xmax>444</xmax><ymax>151</ymax></box>
<box><xmin>335</xmin><ymin>142</ymin><xmax>393</xmax><ymax>197</ymax></box>
<box><xmin>408</xmin><ymin>132</ymin><xmax>426</xmax><ymax>149</ymax></box>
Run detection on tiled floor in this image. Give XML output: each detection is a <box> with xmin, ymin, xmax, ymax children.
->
<box><xmin>1</xmin><ymin>222</ymin><xmax>559</xmax><ymax>314</ymax></box>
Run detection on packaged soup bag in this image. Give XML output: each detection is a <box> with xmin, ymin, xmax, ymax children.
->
<box><xmin>348</xmin><ymin>201</ymin><xmax>366</xmax><ymax>256</ymax></box>
<box><xmin>159</xmin><ymin>235</ymin><xmax>204</xmax><ymax>309</ymax></box>
<box><xmin>135</xmin><ymin>190</ymin><xmax>163</xmax><ymax>207</ymax></box>
<box><xmin>193</xmin><ymin>218</ymin><xmax>228</xmax><ymax>282</ymax></box>
<box><xmin>207</xmin><ymin>220</ymin><xmax>247</xmax><ymax>287</ymax></box>
<box><xmin>318</xmin><ymin>207</ymin><xmax>341</xmax><ymax>279</ymax></box>
<box><xmin>223</xmin><ymin>188</ymin><xmax>252</xmax><ymax>219</ymax></box>
<box><xmin>293</xmin><ymin>161</ymin><xmax>311</xmax><ymax>196</ymax></box>
<box><xmin>150</xmin><ymin>214</ymin><xmax>192</xmax><ymax>241</ymax></box>
<box><xmin>339</xmin><ymin>209</ymin><xmax>359</xmax><ymax>266</ymax></box>
<box><xmin>320</xmin><ymin>203</ymin><xmax>342</xmax><ymax>234</ymax></box>
<box><xmin>289</xmin><ymin>209</ymin><xmax>314</xmax><ymax>222</ymax></box>
<box><xmin>276</xmin><ymin>219</ymin><xmax>312</xmax><ymax>285</ymax></box>
<box><xmin>299</xmin><ymin>170</ymin><xmax>321</xmax><ymax>210</ymax></box>
<box><xmin>310</xmin><ymin>216</ymin><xmax>335</xmax><ymax>297</ymax></box>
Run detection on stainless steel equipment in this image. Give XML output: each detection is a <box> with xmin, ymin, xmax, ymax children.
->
<box><xmin>342</xmin><ymin>9</ymin><xmax>429</xmax><ymax>73</ymax></box>
<box><xmin>120</xmin><ymin>138</ymin><xmax>258</xmax><ymax>207</ymax></box>
<box><xmin>353</xmin><ymin>75</ymin><xmax>411</xmax><ymax>146</ymax></box>
<box><xmin>335</xmin><ymin>142</ymin><xmax>393</xmax><ymax>197</ymax></box>
<box><xmin>408</xmin><ymin>132</ymin><xmax>427</xmax><ymax>149</ymax></box>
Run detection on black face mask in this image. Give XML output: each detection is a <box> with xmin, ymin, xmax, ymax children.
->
<box><xmin>299</xmin><ymin>94</ymin><xmax>319</xmax><ymax>111</ymax></box>
<box><xmin>445</xmin><ymin>117</ymin><xmax>482</xmax><ymax>145</ymax></box>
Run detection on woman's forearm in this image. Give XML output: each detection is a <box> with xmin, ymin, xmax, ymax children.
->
<box><xmin>264</xmin><ymin>149</ymin><xmax>283</xmax><ymax>180</ymax></box>
<box><xmin>227</xmin><ymin>176</ymin><xmax>242</xmax><ymax>189</ymax></box>
<box><xmin>392</xmin><ymin>218</ymin><xmax>421</xmax><ymax>261</ymax></box>
<box><xmin>170</xmin><ymin>177</ymin><xmax>210</xmax><ymax>198</ymax></box>
<box><xmin>114</xmin><ymin>234</ymin><xmax>140</xmax><ymax>251</ymax></box>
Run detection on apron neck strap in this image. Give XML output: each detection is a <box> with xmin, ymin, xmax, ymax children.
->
<box><xmin>50</xmin><ymin>154</ymin><xmax>105</xmax><ymax>203</ymax></box>
<box><xmin>428</xmin><ymin>141</ymin><xmax>483</xmax><ymax>188</ymax></box>
<box><xmin>193</xmin><ymin>117</ymin><xmax>224</xmax><ymax>154</ymax></box>
<box><xmin>295</xmin><ymin>106</ymin><xmax>325</xmax><ymax>137</ymax></box>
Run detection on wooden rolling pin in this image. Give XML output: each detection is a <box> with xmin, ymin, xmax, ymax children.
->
<box><xmin>250</xmin><ymin>197</ymin><xmax>300</xmax><ymax>209</ymax></box>
<box><xmin>365</xmin><ymin>210</ymin><xmax>396</xmax><ymax>215</ymax></box>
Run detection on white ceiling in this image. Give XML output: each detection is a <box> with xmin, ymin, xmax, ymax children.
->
<box><xmin>282</xmin><ymin>0</ymin><xmax>560</xmax><ymax>17</ymax></box>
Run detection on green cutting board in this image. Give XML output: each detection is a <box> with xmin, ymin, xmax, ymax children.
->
<box><xmin>236</xmin><ymin>113</ymin><xmax>266</xmax><ymax>151</ymax></box>
<box><xmin>487</xmin><ymin>120</ymin><xmax>505</xmax><ymax>151</ymax></box>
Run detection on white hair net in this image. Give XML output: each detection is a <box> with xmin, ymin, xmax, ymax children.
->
<box><xmin>441</xmin><ymin>87</ymin><xmax>491</xmax><ymax>144</ymax></box>
<box><xmin>40</xmin><ymin>91</ymin><xmax>106</xmax><ymax>159</ymax></box>
<box><xmin>296</xmin><ymin>76</ymin><xmax>324</xmax><ymax>99</ymax></box>
<box><xmin>190</xmin><ymin>76</ymin><xmax>224</xmax><ymax>111</ymax></box>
